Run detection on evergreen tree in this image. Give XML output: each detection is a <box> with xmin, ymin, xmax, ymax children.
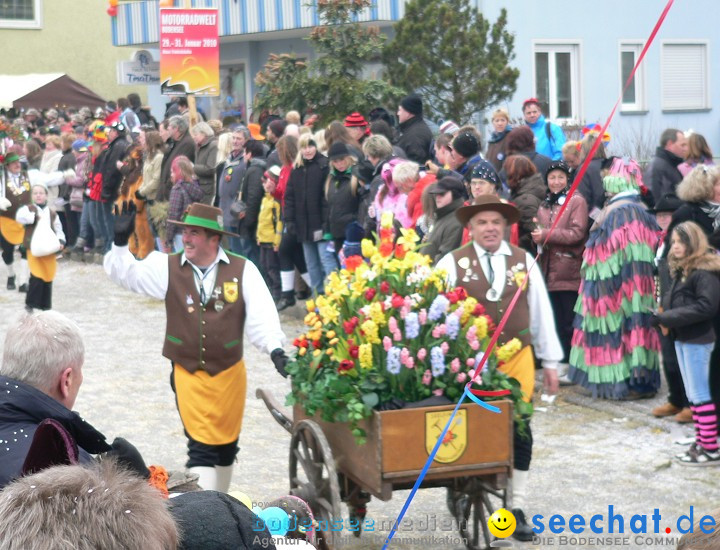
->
<box><xmin>254</xmin><ymin>0</ymin><xmax>402</xmax><ymax>123</ymax></box>
<box><xmin>383</xmin><ymin>2</ymin><xmax>519</xmax><ymax>122</ymax></box>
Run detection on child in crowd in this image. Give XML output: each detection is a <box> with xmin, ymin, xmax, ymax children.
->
<box><xmin>15</xmin><ymin>181</ymin><xmax>65</xmax><ymax>312</ymax></box>
<box><xmin>257</xmin><ymin>165</ymin><xmax>283</xmax><ymax>301</ymax></box>
<box><xmin>338</xmin><ymin>221</ymin><xmax>365</xmax><ymax>269</ymax></box>
<box><xmin>652</xmin><ymin>221</ymin><xmax>720</xmax><ymax>465</ymax></box>
<box><xmin>165</xmin><ymin>155</ymin><xmax>203</xmax><ymax>253</ymax></box>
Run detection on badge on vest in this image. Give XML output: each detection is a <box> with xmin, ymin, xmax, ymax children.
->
<box><xmin>223</xmin><ymin>281</ymin><xmax>239</xmax><ymax>303</ymax></box>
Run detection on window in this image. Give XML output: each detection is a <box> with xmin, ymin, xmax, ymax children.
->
<box><xmin>208</xmin><ymin>63</ymin><xmax>248</xmax><ymax>121</ymax></box>
<box><xmin>533</xmin><ymin>42</ymin><xmax>581</xmax><ymax>122</ymax></box>
<box><xmin>662</xmin><ymin>42</ymin><xmax>709</xmax><ymax>111</ymax></box>
<box><xmin>0</xmin><ymin>0</ymin><xmax>42</xmax><ymax>29</ymax></box>
<box><xmin>619</xmin><ymin>42</ymin><xmax>646</xmax><ymax>111</ymax></box>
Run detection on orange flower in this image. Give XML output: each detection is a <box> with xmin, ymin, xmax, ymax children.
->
<box><xmin>395</xmin><ymin>243</ymin><xmax>407</xmax><ymax>259</ymax></box>
<box><xmin>379</xmin><ymin>228</ymin><xmax>394</xmax><ymax>242</ymax></box>
<box><xmin>148</xmin><ymin>465</ymin><xmax>169</xmax><ymax>498</ymax></box>
<box><xmin>379</xmin><ymin>242</ymin><xmax>394</xmax><ymax>257</ymax></box>
<box><xmin>345</xmin><ymin>255</ymin><xmax>364</xmax><ymax>272</ymax></box>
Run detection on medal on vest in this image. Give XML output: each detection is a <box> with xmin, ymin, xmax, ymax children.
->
<box><xmin>486</xmin><ymin>288</ymin><xmax>500</xmax><ymax>302</ymax></box>
<box><xmin>214</xmin><ymin>300</ymin><xmax>225</xmax><ymax>312</ymax></box>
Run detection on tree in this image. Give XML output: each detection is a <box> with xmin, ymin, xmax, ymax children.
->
<box><xmin>254</xmin><ymin>0</ymin><xmax>402</xmax><ymax>123</ymax></box>
<box><xmin>383</xmin><ymin>2</ymin><xmax>519</xmax><ymax>123</ymax></box>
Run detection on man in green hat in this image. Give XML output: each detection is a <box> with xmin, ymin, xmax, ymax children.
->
<box><xmin>104</xmin><ymin>201</ymin><xmax>288</xmax><ymax>493</ymax></box>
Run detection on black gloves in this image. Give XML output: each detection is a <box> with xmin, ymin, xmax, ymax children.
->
<box><xmin>104</xmin><ymin>437</ymin><xmax>150</xmax><ymax>479</ymax></box>
<box><xmin>649</xmin><ymin>313</ymin><xmax>662</xmax><ymax>328</ymax></box>
<box><xmin>134</xmin><ymin>189</ymin><xmax>145</xmax><ymax>201</ymax></box>
<box><xmin>113</xmin><ymin>200</ymin><xmax>136</xmax><ymax>246</ymax></box>
<box><xmin>271</xmin><ymin>348</ymin><xmax>289</xmax><ymax>378</ymax></box>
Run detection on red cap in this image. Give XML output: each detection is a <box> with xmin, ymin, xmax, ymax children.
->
<box><xmin>344</xmin><ymin>112</ymin><xmax>368</xmax><ymax>128</ymax></box>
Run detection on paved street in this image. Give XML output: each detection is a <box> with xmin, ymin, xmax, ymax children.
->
<box><xmin>0</xmin><ymin>258</ymin><xmax>716</xmax><ymax>549</ymax></box>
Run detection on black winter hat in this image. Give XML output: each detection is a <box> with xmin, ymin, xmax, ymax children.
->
<box><xmin>169</xmin><ymin>491</ymin><xmax>277</xmax><ymax>550</ymax></box>
<box><xmin>328</xmin><ymin>142</ymin><xmax>351</xmax><ymax>160</ymax></box>
<box><xmin>653</xmin><ymin>193</ymin><xmax>683</xmax><ymax>213</ymax></box>
<box><xmin>400</xmin><ymin>93</ymin><xmax>423</xmax><ymax>116</ymax></box>
<box><xmin>470</xmin><ymin>160</ymin><xmax>501</xmax><ymax>189</ymax></box>
<box><xmin>428</xmin><ymin>176</ymin><xmax>466</xmax><ymax>198</ymax></box>
<box><xmin>544</xmin><ymin>160</ymin><xmax>572</xmax><ymax>182</ymax></box>
<box><xmin>452</xmin><ymin>132</ymin><xmax>479</xmax><ymax>159</ymax></box>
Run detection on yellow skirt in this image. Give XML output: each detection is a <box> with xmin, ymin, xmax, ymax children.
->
<box><xmin>174</xmin><ymin>360</ymin><xmax>247</xmax><ymax>445</ymax></box>
<box><xmin>498</xmin><ymin>345</ymin><xmax>535</xmax><ymax>403</ymax></box>
<box><xmin>0</xmin><ymin>217</ymin><xmax>24</xmax><ymax>245</ymax></box>
<box><xmin>27</xmin><ymin>251</ymin><xmax>57</xmax><ymax>283</ymax></box>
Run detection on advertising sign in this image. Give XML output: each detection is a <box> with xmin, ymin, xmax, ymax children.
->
<box><xmin>117</xmin><ymin>50</ymin><xmax>160</xmax><ymax>85</ymax></box>
<box><xmin>159</xmin><ymin>8</ymin><xmax>219</xmax><ymax>96</ymax></box>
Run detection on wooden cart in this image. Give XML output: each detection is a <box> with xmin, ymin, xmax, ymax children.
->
<box><xmin>257</xmin><ymin>389</ymin><xmax>513</xmax><ymax>550</ymax></box>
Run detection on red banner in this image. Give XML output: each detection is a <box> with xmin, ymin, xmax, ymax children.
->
<box><xmin>159</xmin><ymin>8</ymin><xmax>219</xmax><ymax>96</ymax></box>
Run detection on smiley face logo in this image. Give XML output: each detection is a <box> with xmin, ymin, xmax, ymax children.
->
<box><xmin>488</xmin><ymin>508</ymin><xmax>516</xmax><ymax>538</ymax></box>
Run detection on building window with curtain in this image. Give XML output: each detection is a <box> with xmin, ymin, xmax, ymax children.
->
<box><xmin>533</xmin><ymin>42</ymin><xmax>581</xmax><ymax>122</ymax></box>
<box><xmin>0</xmin><ymin>0</ymin><xmax>42</xmax><ymax>29</ymax></box>
<box><xmin>661</xmin><ymin>42</ymin><xmax>709</xmax><ymax>111</ymax></box>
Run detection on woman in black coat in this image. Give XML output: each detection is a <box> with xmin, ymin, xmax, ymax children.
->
<box><xmin>653</xmin><ymin>221</ymin><xmax>720</xmax><ymax>465</ymax></box>
<box><xmin>283</xmin><ymin>134</ymin><xmax>336</xmax><ymax>294</ymax></box>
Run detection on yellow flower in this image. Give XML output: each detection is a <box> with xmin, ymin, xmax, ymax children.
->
<box><xmin>360</xmin><ymin>319</ymin><xmax>380</xmax><ymax>344</ymax></box>
<box><xmin>474</xmin><ymin>316</ymin><xmax>488</xmax><ymax>340</ymax></box>
<box><xmin>306</xmin><ymin>299</ymin><xmax>315</xmax><ymax>312</ymax></box>
<box><xmin>329</xmin><ymin>338</ymin><xmax>339</xmax><ymax>346</ymax></box>
<box><xmin>380</xmin><ymin>210</ymin><xmax>394</xmax><ymax>229</ymax></box>
<box><xmin>461</xmin><ymin>297</ymin><xmax>478</xmax><ymax>324</ymax></box>
<box><xmin>326</xmin><ymin>330</ymin><xmax>336</xmax><ymax>339</ymax></box>
<box><xmin>326</xmin><ymin>349</ymin><xmax>334</xmax><ymax>356</ymax></box>
<box><xmin>359</xmin><ymin>343</ymin><xmax>373</xmax><ymax>369</ymax></box>
<box><xmin>513</xmin><ymin>271</ymin><xmax>528</xmax><ymax>290</ymax></box>
<box><xmin>496</xmin><ymin>338</ymin><xmax>522</xmax><ymax>363</ymax></box>
<box><xmin>306</xmin><ymin>330</ymin><xmax>321</xmax><ymax>341</ymax></box>
<box><xmin>361</xmin><ymin>239</ymin><xmax>377</xmax><ymax>258</ymax></box>
<box><xmin>313</xmin><ymin>349</ymin><xmax>322</xmax><ymax>357</ymax></box>
<box><xmin>298</xmin><ymin>347</ymin><xmax>307</xmax><ymax>357</ymax></box>
<box><xmin>350</xmin><ymin>277</ymin><xmax>367</xmax><ymax>297</ymax></box>
<box><xmin>368</xmin><ymin>302</ymin><xmax>386</xmax><ymax>326</ymax></box>
<box><xmin>397</xmin><ymin>228</ymin><xmax>419</xmax><ymax>250</ymax></box>
<box><xmin>318</xmin><ymin>303</ymin><xmax>340</xmax><ymax>325</ymax></box>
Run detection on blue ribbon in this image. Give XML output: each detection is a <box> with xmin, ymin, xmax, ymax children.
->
<box><xmin>381</xmin><ymin>387</ymin><xmax>500</xmax><ymax>549</ymax></box>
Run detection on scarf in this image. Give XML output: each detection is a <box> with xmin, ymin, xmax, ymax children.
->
<box><xmin>700</xmin><ymin>201</ymin><xmax>720</xmax><ymax>231</ymax></box>
<box><xmin>544</xmin><ymin>186</ymin><xmax>570</xmax><ymax>207</ymax></box>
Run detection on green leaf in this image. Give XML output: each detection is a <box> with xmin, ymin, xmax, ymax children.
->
<box><xmin>361</xmin><ymin>392</ymin><xmax>379</xmax><ymax>409</ymax></box>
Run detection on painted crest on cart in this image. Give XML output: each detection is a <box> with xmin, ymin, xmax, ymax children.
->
<box><xmin>425</xmin><ymin>409</ymin><xmax>467</xmax><ymax>463</ymax></box>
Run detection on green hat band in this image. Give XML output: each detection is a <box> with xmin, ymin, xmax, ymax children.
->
<box><xmin>182</xmin><ymin>214</ymin><xmax>222</xmax><ymax>232</ymax></box>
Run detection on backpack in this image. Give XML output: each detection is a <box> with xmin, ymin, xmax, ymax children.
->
<box><xmin>545</xmin><ymin>121</ymin><xmax>555</xmax><ymax>146</ymax></box>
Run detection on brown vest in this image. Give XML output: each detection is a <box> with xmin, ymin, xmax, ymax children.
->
<box><xmin>451</xmin><ymin>242</ymin><xmax>531</xmax><ymax>347</ymax></box>
<box><xmin>2</xmin><ymin>171</ymin><xmax>31</xmax><ymax>220</ymax></box>
<box><xmin>163</xmin><ymin>251</ymin><xmax>246</xmax><ymax>376</ymax></box>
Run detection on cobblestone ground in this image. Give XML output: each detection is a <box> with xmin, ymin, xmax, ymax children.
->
<box><xmin>0</xmin><ymin>258</ymin><xmax>717</xmax><ymax>549</ymax></box>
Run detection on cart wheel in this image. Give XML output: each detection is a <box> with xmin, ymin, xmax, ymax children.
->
<box><xmin>289</xmin><ymin>420</ymin><xmax>342</xmax><ymax>549</ymax></box>
<box><xmin>450</xmin><ymin>479</ymin><xmax>508</xmax><ymax>550</ymax></box>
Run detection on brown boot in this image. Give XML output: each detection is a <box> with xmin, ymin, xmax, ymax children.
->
<box><xmin>673</xmin><ymin>408</ymin><xmax>693</xmax><ymax>423</ymax></box>
<box><xmin>652</xmin><ymin>402</ymin><xmax>682</xmax><ymax>417</ymax></box>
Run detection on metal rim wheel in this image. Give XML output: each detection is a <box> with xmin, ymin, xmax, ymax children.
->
<box><xmin>451</xmin><ymin>479</ymin><xmax>508</xmax><ymax>550</ymax></box>
<box><xmin>289</xmin><ymin>420</ymin><xmax>342</xmax><ymax>549</ymax></box>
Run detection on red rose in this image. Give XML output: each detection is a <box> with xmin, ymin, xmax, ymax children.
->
<box><xmin>351</xmin><ymin>317</ymin><xmax>360</xmax><ymax>327</ymax></box>
<box><xmin>380</xmin><ymin>281</ymin><xmax>390</xmax><ymax>294</ymax></box>
<box><xmin>338</xmin><ymin>359</ymin><xmax>355</xmax><ymax>372</ymax></box>
<box><xmin>473</xmin><ymin>303</ymin><xmax>485</xmax><ymax>316</ymax></box>
<box><xmin>391</xmin><ymin>293</ymin><xmax>405</xmax><ymax>309</ymax></box>
<box><xmin>349</xmin><ymin>345</ymin><xmax>359</xmax><ymax>359</ymax></box>
<box><xmin>343</xmin><ymin>320</ymin><xmax>355</xmax><ymax>335</ymax></box>
<box><xmin>313</xmin><ymin>340</ymin><xmax>322</xmax><ymax>349</ymax></box>
<box><xmin>455</xmin><ymin>287</ymin><xmax>467</xmax><ymax>301</ymax></box>
<box><xmin>364</xmin><ymin>288</ymin><xmax>376</xmax><ymax>301</ymax></box>
<box><xmin>446</xmin><ymin>290</ymin><xmax>460</xmax><ymax>304</ymax></box>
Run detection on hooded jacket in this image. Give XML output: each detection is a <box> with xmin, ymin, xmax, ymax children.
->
<box><xmin>527</xmin><ymin>115</ymin><xmax>565</xmax><ymax>160</ymax></box>
<box><xmin>0</xmin><ymin>375</ymin><xmax>110</xmax><ymax>489</ymax></box>
<box><xmin>510</xmin><ymin>172</ymin><xmax>547</xmax><ymax>253</ymax></box>
<box><xmin>238</xmin><ymin>157</ymin><xmax>267</xmax><ymax>239</ymax></box>
<box><xmin>659</xmin><ymin>254</ymin><xmax>720</xmax><ymax>344</ymax></box>
<box><xmin>192</xmin><ymin>136</ymin><xmax>218</xmax><ymax>205</ymax></box>
<box><xmin>423</xmin><ymin>197</ymin><xmax>464</xmax><ymax>264</ymax></box>
<box><xmin>396</xmin><ymin>116</ymin><xmax>433</xmax><ymax>165</ymax></box>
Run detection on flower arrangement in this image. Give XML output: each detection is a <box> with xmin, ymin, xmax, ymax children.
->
<box><xmin>285</xmin><ymin>212</ymin><xmax>531</xmax><ymax>443</ymax></box>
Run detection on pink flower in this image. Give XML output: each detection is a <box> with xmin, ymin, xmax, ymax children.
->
<box><xmin>422</xmin><ymin>369</ymin><xmax>432</xmax><ymax>385</ymax></box>
<box><xmin>388</xmin><ymin>317</ymin><xmax>398</xmax><ymax>333</ymax></box>
<box><xmin>433</xmin><ymin>388</ymin><xmax>444</xmax><ymax>396</ymax></box>
<box><xmin>417</xmin><ymin>348</ymin><xmax>427</xmax><ymax>361</ymax></box>
<box><xmin>466</xmin><ymin>325</ymin><xmax>477</xmax><ymax>339</ymax></box>
<box><xmin>466</xmin><ymin>358</ymin><xmax>475</xmax><ymax>367</ymax></box>
<box><xmin>383</xmin><ymin>336</ymin><xmax>392</xmax><ymax>352</ymax></box>
<box><xmin>440</xmin><ymin>341</ymin><xmax>450</xmax><ymax>354</ymax></box>
<box><xmin>400</xmin><ymin>306</ymin><xmax>409</xmax><ymax>319</ymax></box>
<box><xmin>438</xmin><ymin>324</ymin><xmax>447</xmax><ymax>335</ymax></box>
<box><xmin>404</xmin><ymin>296</ymin><xmax>413</xmax><ymax>309</ymax></box>
<box><xmin>393</xmin><ymin>330</ymin><xmax>402</xmax><ymax>341</ymax></box>
<box><xmin>419</xmin><ymin>309</ymin><xmax>427</xmax><ymax>325</ymax></box>
<box><xmin>469</xmin><ymin>340</ymin><xmax>480</xmax><ymax>351</ymax></box>
<box><xmin>456</xmin><ymin>372</ymin><xmax>467</xmax><ymax>383</ymax></box>
<box><xmin>405</xmin><ymin>357</ymin><xmax>415</xmax><ymax>369</ymax></box>
<box><xmin>468</xmin><ymin>369</ymin><xmax>475</xmax><ymax>379</ymax></box>
<box><xmin>400</xmin><ymin>347</ymin><xmax>410</xmax><ymax>364</ymax></box>
<box><xmin>431</xmin><ymin>326</ymin><xmax>442</xmax><ymax>339</ymax></box>
<box><xmin>450</xmin><ymin>358</ymin><xmax>461</xmax><ymax>373</ymax></box>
